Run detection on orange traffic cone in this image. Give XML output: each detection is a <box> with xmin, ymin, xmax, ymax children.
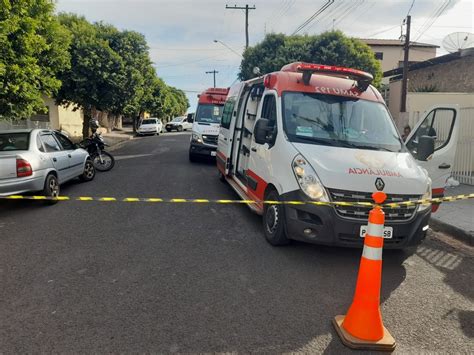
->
<box><xmin>333</xmin><ymin>191</ymin><xmax>396</xmax><ymax>351</ymax></box>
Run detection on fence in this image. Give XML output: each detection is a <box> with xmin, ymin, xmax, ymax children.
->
<box><xmin>0</xmin><ymin>119</ymin><xmax>51</xmax><ymax>130</ymax></box>
<box><xmin>409</xmin><ymin>107</ymin><xmax>474</xmax><ymax>185</ymax></box>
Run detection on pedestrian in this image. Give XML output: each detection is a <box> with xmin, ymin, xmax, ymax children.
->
<box><xmin>402</xmin><ymin>125</ymin><xmax>411</xmax><ymax>141</ymax></box>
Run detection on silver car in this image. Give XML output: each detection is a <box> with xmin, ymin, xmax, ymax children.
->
<box><xmin>0</xmin><ymin>129</ymin><xmax>95</xmax><ymax>200</ymax></box>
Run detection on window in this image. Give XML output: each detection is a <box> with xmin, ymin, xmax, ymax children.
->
<box><xmin>260</xmin><ymin>94</ymin><xmax>278</xmax><ymax>144</ymax></box>
<box><xmin>41</xmin><ymin>134</ymin><xmax>61</xmax><ymax>152</ymax></box>
<box><xmin>282</xmin><ymin>92</ymin><xmax>403</xmax><ymax>152</ymax></box>
<box><xmin>54</xmin><ymin>132</ymin><xmax>75</xmax><ymax>150</ymax></box>
<box><xmin>36</xmin><ymin>135</ymin><xmax>45</xmax><ymax>152</ymax></box>
<box><xmin>221</xmin><ymin>98</ymin><xmax>235</xmax><ymax>129</ymax></box>
<box><xmin>406</xmin><ymin>108</ymin><xmax>456</xmax><ymax>155</ymax></box>
<box><xmin>195</xmin><ymin>104</ymin><xmax>224</xmax><ymax>124</ymax></box>
<box><xmin>0</xmin><ymin>132</ymin><xmax>30</xmax><ymax>151</ymax></box>
<box><xmin>374</xmin><ymin>52</ymin><xmax>384</xmax><ymax>60</ymax></box>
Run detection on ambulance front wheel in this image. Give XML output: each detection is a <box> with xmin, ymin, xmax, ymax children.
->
<box><xmin>263</xmin><ymin>189</ymin><xmax>291</xmax><ymax>246</ymax></box>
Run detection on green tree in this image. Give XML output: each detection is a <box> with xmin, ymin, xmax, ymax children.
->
<box><xmin>239</xmin><ymin>31</ymin><xmax>382</xmax><ymax>87</ymax></box>
<box><xmin>0</xmin><ymin>0</ymin><xmax>71</xmax><ymax>119</ymax></box>
<box><xmin>55</xmin><ymin>14</ymin><xmax>125</xmax><ymax>137</ymax></box>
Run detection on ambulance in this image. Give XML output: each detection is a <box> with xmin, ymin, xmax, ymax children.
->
<box><xmin>188</xmin><ymin>87</ymin><xmax>229</xmax><ymax>162</ymax></box>
<box><xmin>216</xmin><ymin>62</ymin><xmax>459</xmax><ymax>249</ymax></box>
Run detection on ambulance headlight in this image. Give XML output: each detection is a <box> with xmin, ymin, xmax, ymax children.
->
<box><xmin>292</xmin><ymin>155</ymin><xmax>329</xmax><ymax>201</ymax></box>
<box><xmin>419</xmin><ymin>180</ymin><xmax>432</xmax><ymax>211</ymax></box>
<box><xmin>191</xmin><ymin>133</ymin><xmax>202</xmax><ymax>143</ymax></box>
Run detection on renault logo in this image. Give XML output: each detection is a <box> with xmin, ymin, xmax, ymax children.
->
<box><xmin>375</xmin><ymin>178</ymin><xmax>385</xmax><ymax>191</ymax></box>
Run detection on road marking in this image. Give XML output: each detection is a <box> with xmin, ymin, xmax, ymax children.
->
<box><xmin>1</xmin><ymin>193</ymin><xmax>472</xmax><ymax>206</ymax></box>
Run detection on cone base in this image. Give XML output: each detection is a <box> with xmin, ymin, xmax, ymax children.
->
<box><xmin>333</xmin><ymin>315</ymin><xmax>396</xmax><ymax>352</ymax></box>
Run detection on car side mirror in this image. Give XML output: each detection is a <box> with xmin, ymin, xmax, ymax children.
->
<box><xmin>417</xmin><ymin>135</ymin><xmax>435</xmax><ymax>161</ymax></box>
<box><xmin>254</xmin><ymin>118</ymin><xmax>270</xmax><ymax>145</ymax></box>
<box><xmin>187</xmin><ymin>113</ymin><xmax>194</xmax><ymax>123</ymax></box>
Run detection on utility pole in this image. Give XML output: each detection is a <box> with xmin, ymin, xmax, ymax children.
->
<box><xmin>226</xmin><ymin>4</ymin><xmax>256</xmax><ymax>49</ymax></box>
<box><xmin>400</xmin><ymin>15</ymin><xmax>411</xmax><ymax>113</ymax></box>
<box><xmin>206</xmin><ymin>70</ymin><xmax>219</xmax><ymax>88</ymax></box>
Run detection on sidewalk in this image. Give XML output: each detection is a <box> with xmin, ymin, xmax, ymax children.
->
<box><xmin>102</xmin><ymin>126</ymin><xmax>134</xmax><ymax>150</ymax></box>
<box><xmin>430</xmin><ymin>183</ymin><xmax>474</xmax><ymax>245</ymax></box>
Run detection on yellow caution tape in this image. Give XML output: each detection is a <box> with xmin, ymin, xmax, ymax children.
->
<box><xmin>0</xmin><ymin>193</ymin><xmax>472</xmax><ymax>208</ymax></box>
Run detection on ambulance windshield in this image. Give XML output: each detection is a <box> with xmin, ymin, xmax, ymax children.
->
<box><xmin>282</xmin><ymin>92</ymin><xmax>403</xmax><ymax>152</ymax></box>
<box><xmin>195</xmin><ymin>104</ymin><xmax>224</xmax><ymax>124</ymax></box>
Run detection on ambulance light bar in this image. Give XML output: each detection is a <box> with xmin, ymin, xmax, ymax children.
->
<box><xmin>281</xmin><ymin>62</ymin><xmax>374</xmax><ymax>91</ymax></box>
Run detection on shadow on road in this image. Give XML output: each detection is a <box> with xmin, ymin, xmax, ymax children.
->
<box><xmin>415</xmin><ymin>235</ymin><xmax>474</xmax><ymax>339</ymax></box>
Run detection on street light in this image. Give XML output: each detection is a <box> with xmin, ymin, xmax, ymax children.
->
<box><xmin>213</xmin><ymin>39</ymin><xmax>243</xmax><ymax>58</ymax></box>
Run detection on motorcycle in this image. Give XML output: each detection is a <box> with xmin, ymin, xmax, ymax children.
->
<box><xmin>80</xmin><ymin>132</ymin><xmax>115</xmax><ymax>172</ymax></box>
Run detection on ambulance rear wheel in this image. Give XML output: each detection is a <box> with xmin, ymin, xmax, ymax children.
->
<box><xmin>263</xmin><ymin>190</ymin><xmax>291</xmax><ymax>246</ymax></box>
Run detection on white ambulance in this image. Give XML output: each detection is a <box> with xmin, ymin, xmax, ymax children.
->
<box><xmin>216</xmin><ymin>62</ymin><xmax>459</xmax><ymax>249</ymax></box>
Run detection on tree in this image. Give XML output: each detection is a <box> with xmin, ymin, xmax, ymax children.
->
<box><xmin>55</xmin><ymin>14</ymin><xmax>125</xmax><ymax>137</ymax></box>
<box><xmin>239</xmin><ymin>31</ymin><xmax>382</xmax><ymax>87</ymax></box>
<box><xmin>0</xmin><ymin>0</ymin><xmax>71</xmax><ymax>119</ymax></box>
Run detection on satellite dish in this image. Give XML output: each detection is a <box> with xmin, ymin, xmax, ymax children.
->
<box><xmin>442</xmin><ymin>32</ymin><xmax>474</xmax><ymax>53</ymax></box>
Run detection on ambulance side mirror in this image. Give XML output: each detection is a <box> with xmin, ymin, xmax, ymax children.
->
<box><xmin>186</xmin><ymin>113</ymin><xmax>194</xmax><ymax>123</ymax></box>
<box><xmin>417</xmin><ymin>135</ymin><xmax>435</xmax><ymax>161</ymax></box>
<box><xmin>254</xmin><ymin>118</ymin><xmax>270</xmax><ymax>144</ymax></box>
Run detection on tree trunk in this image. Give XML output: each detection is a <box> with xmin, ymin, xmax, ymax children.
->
<box><xmin>82</xmin><ymin>106</ymin><xmax>92</xmax><ymax>139</ymax></box>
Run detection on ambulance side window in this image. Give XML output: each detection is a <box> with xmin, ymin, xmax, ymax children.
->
<box><xmin>260</xmin><ymin>94</ymin><xmax>277</xmax><ymax>144</ymax></box>
<box><xmin>221</xmin><ymin>98</ymin><xmax>235</xmax><ymax>129</ymax></box>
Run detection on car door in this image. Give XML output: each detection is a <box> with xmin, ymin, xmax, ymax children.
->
<box><xmin>40</xmin><ymin>133</ymin><xmax>71</xmax><ymax>182</ymax></box>
<box><xmin>247</xmin><ymin>92</ymin><xmax>278</xmax><ymax>190</ymax></box>
<box><xmin>54</xmin><ymin>132</ymin><xmax>84</xmax><ymax>178</ymax></box>
<box><xmin>406</xmin><ymin>105</ymin><xmax>460</xmax><ymax>198</ymax></box>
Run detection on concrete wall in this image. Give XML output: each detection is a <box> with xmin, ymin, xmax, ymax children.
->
<box><xmin>407</xmin><ymin>55</ymin><xmax>474</xmax><ymax>92</ymax></box>
<box><xmin>44</xmin><ymin>97</ymin><xmax>83</xmax><ymax>139</ymax></box>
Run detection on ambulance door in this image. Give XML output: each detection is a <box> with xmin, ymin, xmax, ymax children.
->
<box><xmin>406</xmin><ymin>105</ymin><xmax>460</xmax><ymax>198</ymax></box>
<box><xmin>217</xmin><ymin>97</ymin><xmax>237</xmax><ymax>175</ymax></box>
<box><xmin>247</xmin><ymin>92</ymin><xmax>278</xmax><ymax>198</ymax></box>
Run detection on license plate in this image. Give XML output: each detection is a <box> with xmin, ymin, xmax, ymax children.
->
<box><xmin>360</xmin><ymin>225</ymin><xmax>393</xmax><ymax>239</ymax></box>
<box><xmin>210</xmin><ymin>151</ymin><xmax>217</xmax><ymax>157</ymax></box>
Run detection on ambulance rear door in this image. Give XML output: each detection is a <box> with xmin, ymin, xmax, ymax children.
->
<box><xmin>217</xmin><ymin>83</ymin><xmax>244</xmax><ymax>175</ymax></box>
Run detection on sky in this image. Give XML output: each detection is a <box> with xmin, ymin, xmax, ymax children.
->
<box><xmin>55</xmin><ymin>0</ymin><xmax>474</xmax><ymax>112</ymax></box>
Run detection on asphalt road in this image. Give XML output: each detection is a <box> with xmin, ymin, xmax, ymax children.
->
<box><xmin>1</xmin><ymin>132</ymin><xmax>472</xmax><ymax>353</ymax></box>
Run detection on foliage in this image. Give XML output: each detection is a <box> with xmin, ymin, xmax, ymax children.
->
<box><xmin>0</xmin><ymin>0</ymin><xmax>71</xmax><ymax>119</ymax></box>
<box><xmin>239</xmin><ymin>31</ymin><xmax>382</xmax><ymax>88</ymax></box>
<box><xmin>56</xmin><ymin>14</ymin><xmax>189</xmax><ymax>135</ymax></box>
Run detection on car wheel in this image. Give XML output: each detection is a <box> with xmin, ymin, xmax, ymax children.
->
<box><xmin>262</xmin><ymin>189</ymin><xmax>291</xmax><ymax>246</ymax></box>
<box><xmin>79</xmin><ymin>159</ymin><xmax>96</xmax><ymax>182</ymax></box>
<box><xmin>42</xmin><ymin>174</ymin><xmax>60</xmax><ymax>205</ymax></box>
<box><xmin>166</xmin><ymin>128</ymin><xmax>171</xmax><ymax>132</ymax></box>
<box><xmin>177</xmin><ymin>126</ymin><xmax>183</xmax><ymax>132</ymax></box>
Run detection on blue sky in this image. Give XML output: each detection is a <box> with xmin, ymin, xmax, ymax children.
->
<box><xmin>56</xmin><ymin>0</ymin><xmax>473</xmax><ymax>112</ymax></box>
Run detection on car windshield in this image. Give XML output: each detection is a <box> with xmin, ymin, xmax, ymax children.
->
<box><xmin>195</xmin><ymin>104</ymin><xmax>224</xmax><ymax>124</ymax></box>
<box><xmin>141</xmin><ymin>119</ymin><xmax>156</xmax><ymax>125</ymax></box>
<box><xmin>282</xmin><ymin>92</ymin><xmax>403</xmax><ymax>152</ymax></box>
<box><xmin>0</xmin><ymin>132</ymin><xmax>30</xmax><ymax>151</ymax></box>
<box><xmin>172</xmin><ymin>117</ymin><xmax>183</xmax><ymax>123</ymax></box>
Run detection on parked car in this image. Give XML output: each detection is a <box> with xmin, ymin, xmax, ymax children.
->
<box><xmin>165</xmin><ymin>116</ymin><xmax>192</xmax><ymax>132</ymax></box>
<box><xmin>0</xmin><ymin>129</ymin><xmax>95</xmax><ymax>203</ymax></box>
<box><xmin>137</xmin><ymin>118</ymin><xmax>163</xmax><ymax>136</ymax></box>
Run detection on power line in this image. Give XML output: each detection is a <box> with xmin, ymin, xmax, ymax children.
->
<box><xmin>206</xmin><ymin>70</ymin><xmax>219</xmax><ymax>88</ymax></box>
<box><xmin>406</xmin><ymin>0</ymin><xmax>416</xmax><ymax>17</ymax></box>
<box><xmin>226</xmin><ymin>4</ymin><xmax>257</xmax><ymax>49</ymax></box>
<box><xmin>413</xmin><ymin>0</ymin><xmax>451</xmax><ymax>42</ymax></box>
<box><xmin>333</xmin><ymin>0</ymin><xmax>364</xmax><ymax>29</ymax></box>
<box><xmin>292</xmin><ymin>0</ymin><xmax>334</xmax><ymax>35</ymax></box>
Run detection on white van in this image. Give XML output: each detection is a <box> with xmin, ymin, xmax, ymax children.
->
<box><xmin>216</xmin><ymin>62</ymin><xmax>459</xmax><ymax>249</ymax></box>
<box><xmin>188</xmin><ymin>88</ymin><xmax>229</xmax><ymax>162</ymax></box>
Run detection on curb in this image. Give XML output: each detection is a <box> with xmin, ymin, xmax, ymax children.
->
<box><xmin>430</xmin><ymin>217</ymin><xmax>473</xmax><ymax>246</ymax></box>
